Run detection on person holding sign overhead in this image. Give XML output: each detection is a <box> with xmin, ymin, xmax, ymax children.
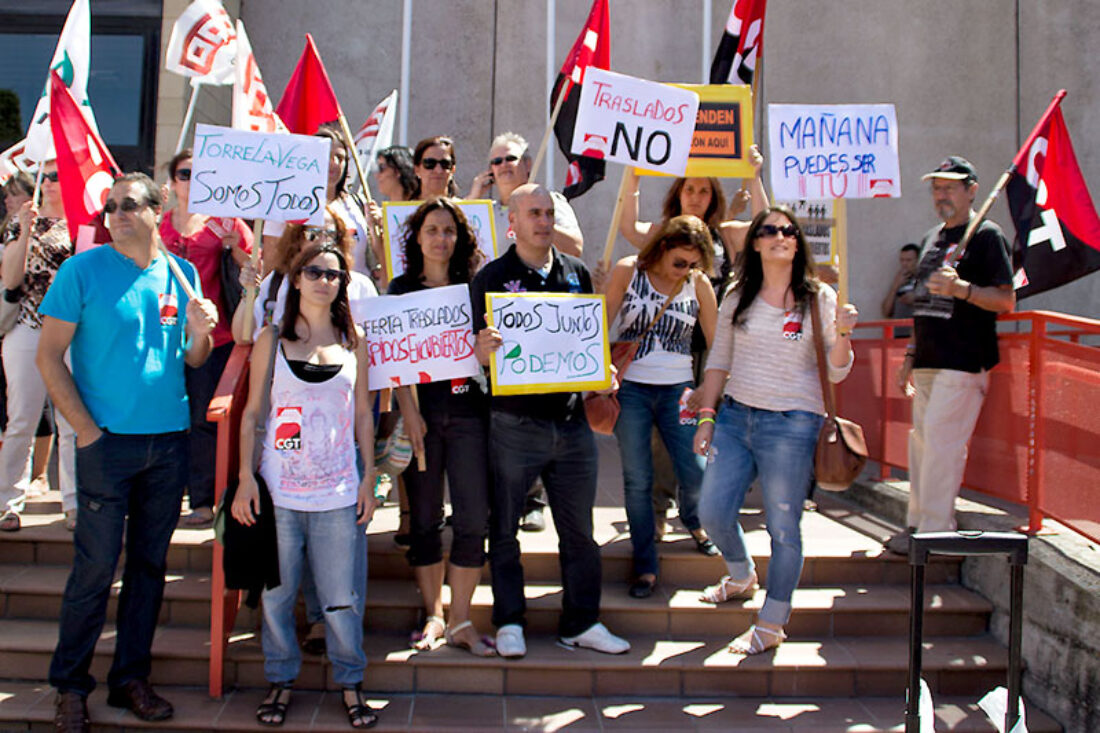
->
<box><xmin>389</xmin><ymin>198</ymin><xmax>494</xmax><ymax>657</ymax></box>
<box><xmin>471</xmin><ymin>183</ymin><xmax>630</xmax><ymax>658</ymax></box>
<box><xmin>692</xmin><ymin>206</ymin><xmax>859</xmax><ymax>656</ymax></box>
<box><xmin>603</xmin><ymin>215</ymin><xmax>718</xmax><ymax>599</ymax></box>
<box><xmin>412</xmin><ymin>136</ymin><xmax>459</xmax><ymax>199</ymax></box>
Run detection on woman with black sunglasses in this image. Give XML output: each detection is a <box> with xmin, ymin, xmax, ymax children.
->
<box><xmin>0</xmin><ymin>160</ymin><xmax>76</xmax><ymax>533</ymax></box>
<box><xmin>412</xmin><ymin>136</ymin><xmax>459</xmax><ymax>199</ymax></box>
<box><xmin>160</xmin><ymin>148</ymin><xmax>254</xmax><ymax>526</ymax></box>
<box><xmin>692</xmin><ymin>206</ymin><xmax>859</xmax><ymax>656</ymax></box>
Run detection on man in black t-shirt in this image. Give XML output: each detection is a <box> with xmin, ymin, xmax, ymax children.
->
<box><xmin>470</xmin><ymin>184</ymin><xmax>629</xmax><ymax>658</ymax></box>
<box><xmin>887</xmin><ymin>157</ymin><xmax>1015</xmax><ymax>554</ymax></box>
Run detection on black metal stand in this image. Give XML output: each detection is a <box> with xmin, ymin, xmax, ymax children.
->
<box><xmin>904</xmin><ymin>530</ymin><xmax>1028</xmax><ymax>733</ymax></box>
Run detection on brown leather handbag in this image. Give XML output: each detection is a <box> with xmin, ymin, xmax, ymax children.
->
<box><xmin>808</xmin><ymin>294</ymin><xmax>868</xmax><ymax>491</ymax></box>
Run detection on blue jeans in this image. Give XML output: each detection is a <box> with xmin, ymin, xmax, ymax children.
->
<box><xmin>49</xmin><ymin>431</ymin><xmax>188</xmax><ymax>695</ymax></box>
<box><xmin>613</xmin><ymin>380</ymin><xmax>705</xmax><ymax>577</ymax></box>
<box><xmin>698</xmin><ymin>398</ymin><xmax>823</xmax><ymax>627</ymax></box>
<box><xmin>262</xmin><ymin>505</ymin><xmax>367</xmax><ymax>687</ymax></box>
<box><xmin>488</xmin><ymin>410</ymin><xmax>601</xmax><ymax>638</ymax></box>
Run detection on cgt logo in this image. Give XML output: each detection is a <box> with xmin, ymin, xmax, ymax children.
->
<box><xmin>274</xmin><ymin>406</ymin><xmax>302</xmax><ymax>450</ymax></box>
<box><xmin>158</xmin><ymin>293</ymin><xmax>178</xmax><ymax>326</ymax></box>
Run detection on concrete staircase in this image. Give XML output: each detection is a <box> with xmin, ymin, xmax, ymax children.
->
<box><xmin>0</xmin><ymin>471</ymin><xmax>1062</xmax><ymax>731</ymax></box>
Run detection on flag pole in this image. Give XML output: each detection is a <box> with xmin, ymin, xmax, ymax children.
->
<box><xmin>834</xmin><ymin>198</ymin><xmax>849</xmax><ymax>305</ymax></box>
<box><xmin>239</xmin><ymin>219</ymin><xmax>264</xmax><ymax>343</ymax></box>
<box><xmin>176</xmin><ymin>80</ymin><xmax>202</xmax><ymax>155</ymax></box>
<box><xmin>338</xmin><ymin>114</ymin><xmax>375</xmax><ymax>206</ymax></box>
<box><xmin>949</xmin><ymin>90</ymin><xmax>1068</xmax><ymax>266</ymax></box>
<box><xmin>529</xmin><ymin>81</ymin><xmax>570</xmax><ymax>184</ymax></box>
<box><xmin>601</xmin><ymin>166</ymin><xmax>631</xmax><ymax>270</ymax></box>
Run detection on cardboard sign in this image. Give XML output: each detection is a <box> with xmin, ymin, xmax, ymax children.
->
<box><xmin>781</xmin><ymin>200</ymin><xmax>838</xmax><ymax>266</ymax></box>
<box><xmin>381</xmin><ymin>199</ymin><xmax>498</xmax><ymax>280</ymax></box>
<box><xmin>486</xmin><ymin>293</ymin><xmax>611</xmax><ymax>396</ymax></box>
<box><xmin>571</xmin><ymin>68</ymin><xmax>700</xmax><ymax>177</ymax></box>
<box><xmin>188</xmin><ymin>123</ymin><xmax>329</xmax><ymax>225</ymax></box>
<box><xmin>768</xmin><ymin>104</ymin><xmax>901</xmax><ymax>200</ymax></box>
<box><xmin>360</xmin><ymin>284</ymin><xmax>479</xmax><ymax>390</ymax></box>
<box><xmin>636</xmin><ymin>83</ymin><xmax>755</xmax><ymax>179</ymax></box>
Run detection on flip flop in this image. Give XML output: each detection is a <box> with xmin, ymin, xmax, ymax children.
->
<box><xmin>445</xmin><ymin>620</ymin><xmax>496</xmax><ymax>657</ymax></box>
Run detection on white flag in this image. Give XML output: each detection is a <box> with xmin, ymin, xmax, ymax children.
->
<box><xmin>232</xmin><ymin>21</ymin><xmax>285</xmax><ymax>133</ymax></box>
<box><xmin>0</xmin><ymin>140</ymin><xmax>36</xmax><ymax>185</ymax></box>
<box><xmin>165</xmin><ymin>0</ymin><xmax>237</xmax><ymax>85</ymax></box>
<box><xmin>25</xmin><ymin>0</ymin><xmax>94</xmax><ymax>162</ymax></box>
<box><xmin>350</xmin><ymin>90</ymin><xmax>397</xmax><ymax>191</ymax></box>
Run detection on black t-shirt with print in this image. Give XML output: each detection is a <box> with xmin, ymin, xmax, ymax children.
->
<box><xmin>911</xmin><ymin>218</ymin><xmax>1013</xmax><ymax>372</ymax></box>
<box><xmin>387</xmin><ymin>273</ymin><xmax>489</xmax><ymax>417</ymax></box>
<box><xmin>469</xmin><ymin>244</ymin><xmax>593</xmax><ymax>420</ymax></box>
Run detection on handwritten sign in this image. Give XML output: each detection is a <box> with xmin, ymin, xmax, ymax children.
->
<box><xmin>381</xmin><ymin>199</ymin><xmax>498</xmax><ymax>280</ymax></box>
<box><xmin>571</xmin><ymin>68</ymin><xmax>700</xmax><ymax>177</ymax></box>
<box><xmin>486</xmin><ymin>293</ymin><xmax>611</xmax><ymax>396</ymax></box>
<box><xmin>188</xmin><ymin>123</ymin><xmax>329</xmax><ymax>225</ymax></box>
<box><xmin>360</xmin><ymin>284</ymin><xmax>479</xmax><ymax>391</ymax></box>
<box><xmin>768</xmin><ymin>104</ymin><xmax>900</xmax><ymax>200</ymax></box>
<box><xmin>637</xmin><ymin>83</ymin><xmax>755</xmax><ymax>179</ymax></box>
<box><xmin>781</xmin><ymin>200</ymin><xmax>838</xmax><ymax>266</ymax></box>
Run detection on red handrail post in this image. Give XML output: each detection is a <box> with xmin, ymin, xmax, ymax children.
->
<box><xmin>879</xmin><ymin>323</ymin><xmax>891</xmax><ymax>480</ymax></box>
<box><xmin>1027</xmin><ymin>314</ymin><xmax>1046</xmax><ymax>534</ymax></box>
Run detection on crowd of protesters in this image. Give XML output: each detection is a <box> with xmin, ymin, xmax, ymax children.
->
<box><xmin>0</xmin><ymin>120</ymin><xmax>1021</xmax><ymax>732</ymax></box>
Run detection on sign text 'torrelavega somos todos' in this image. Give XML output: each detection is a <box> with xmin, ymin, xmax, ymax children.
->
<box><xmin>571</xmin><ymin>68</ymin><xmax>700</xmax><ymax>177</ymax></box>
<box><xmin>188</xmin><ymin>123</ymin><xmax>330</xmax><ymax>225</ymax></box>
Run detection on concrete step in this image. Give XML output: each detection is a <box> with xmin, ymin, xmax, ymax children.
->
<box><xmin>0</xmin><ymin>680</ymin><xmax>1064</xmax><ymax>732</ymax></box>
<box><xmin>0</xmin><ymin>619</ymin><xmax>1017</xmax><ymax>700</ymax></box>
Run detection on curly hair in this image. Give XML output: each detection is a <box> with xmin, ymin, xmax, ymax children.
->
<box><xmin>273</xmin><ymin>205</ymin><xmax>353</xmax><ymax>274</ymax></box>
<box><xmin>400</xmin><ymin>197</ymin><xmax>479</xmax><ymax>285</ymax></box>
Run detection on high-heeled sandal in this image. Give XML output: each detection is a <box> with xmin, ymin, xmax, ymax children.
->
<box><xmin>342</xmin><ymin>684</ymin><xmax>379</xmax><ymax>729</ymax></box>
<box><xmin>699</xmin><ymin>572</ymin><xmax>758</xmax><ymax>603</ymax></box>
<box><xmin>728</xmin><ymin>624</ymin><xmax>786</xmax><ymax>655</ymax></box>
<box><xmin>256</xmin><ymin>682</ymin><xmax>293</xmax><ymax>727</ymax></box>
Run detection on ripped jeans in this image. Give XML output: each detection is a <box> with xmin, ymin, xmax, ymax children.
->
<box><xmin>698</xmin><ymin>397</ymin><xmax>822</xmax><ymax>627</ymax></box>
<box><xmin>262</xmin><ymin>504</ymin><xmax>366</xmax><ymax>686</ymax></box>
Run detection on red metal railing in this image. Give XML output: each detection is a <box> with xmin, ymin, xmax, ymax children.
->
<box><xmin>836</xmin><ymin>310</ymin><xmax>1100</xmax><ymax>544</ymax></box>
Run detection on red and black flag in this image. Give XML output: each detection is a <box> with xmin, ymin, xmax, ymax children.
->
<box><xmin>551</xmin><ymin>0</ymin><xmax>610</xmax><ymax>200</ymax></box>
<box><xmin>1006</xmin><ymin>91</ymin><xmax>1100</xmax><ymax>298</ymax></box>
<box><xmin>709</xmin><ymin>0</ymin><xmax>767</xmax><ymax>85</ymax></box>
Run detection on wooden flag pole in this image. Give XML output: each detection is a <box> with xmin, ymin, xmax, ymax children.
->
<box><xmin>176</xmin><ymin>80</ymin><xmax>202</xmax><ymax>155</ymax></box>
<box><xmin>337</xmin><ymin>113</ymin><xmax>375</xmax><ymax>206</ymax></box>
<box><xmin>239</xmin><ymin>218</ymin><xmax>264</xmax><ymax>343</ymax></box>
<box><xmin>834</xmin><ymin>197</ymin><xmax>849</xmax><ymax>306</ymax></box>
<box><xmin>601</xmin><ymin>167</ymin><xmax>632</xmax><ymax>271</ymax></box>
<box><xmin>157</xmin><ymin>238</ymin><xmax>198</xmax><ymax>302</ymax></box>
<box><xmin>529</xmin><ymin>82</ymin><xmax>570</xmax><ymax>184</ymax></box>
<box><xmin>948</xmin><ymin>168</ymin><xmax>1014</xmax><ymax>267</ymax></box>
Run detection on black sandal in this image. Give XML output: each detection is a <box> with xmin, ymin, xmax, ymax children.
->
<box><xmin>256</xmin><ymin>682</ymin><xmax>292</xmax><ymax>727</ymax></box>
<box><xmin>342</xmin><ymin>684</ymin><xmax>378</xmax><ymax>729</ymax></box>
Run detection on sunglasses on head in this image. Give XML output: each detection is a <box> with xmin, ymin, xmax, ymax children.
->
<box><xmin>302</xmin><ymin>265</ymin><xmax>349</xmax><ymax>284</ymax></box>
<box><xmin>175</xmin><ymin>168</ymin><xmax>192</xmax><ymax>182</ymax></box>
<box><xmin>42</xmin><ymin>171</ymin><xmax>60</xmax><ymax>183</ymax></box>
<box><xmin>489</xmin><ymin>154</ymin><xmax>520</xmax><ymax>166</ymax></box>
<box><xmin>420</xmin><ymin>157</ymin><xmax>454</xmax><ymax>171</ymax></box>
<box><xmin>103</xmin><ymin>197</ymin><xmax>147</xmax><ymax>214</ymax></box>
<box><xmin>303</xmin><ymin>227</ymin><xmax>338</xmax><ymax>243</ymax></box>
<box><xmin>758</xmin><ymin>223</ymin><xmax>798</xmax><ymax>239</ymax></box>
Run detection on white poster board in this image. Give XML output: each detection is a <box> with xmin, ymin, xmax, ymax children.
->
<box><xmin>571</xmin><ymin>68</ymin><xmax>700</xmax><ymax>177</ymax></box>
<box><xmin>360</xmin><ymin>284</ymin><xmax>479</xmax><ymax>390</ymax></box>
<box><xmin>486</xmin><ymin>293</ymin><xmax>611</xmax><ymax>396</ymax></box>
<box><xmin>189</xmin><ymin>123</ymin><xmax>329</xmax><ymax>225</ymax></box>
<box><xmin>381</xmin><ymin>199</ymin><xmax>498</xmax><ymax>280</ymax></box>
<box><xmin>768</xmin><ymin>104</ymin><xmax>901</xmax><ymax>200</ymax></box>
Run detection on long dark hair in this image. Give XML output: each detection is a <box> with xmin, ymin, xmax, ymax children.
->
<box><xmin>637</xmin><ymin>215</ymin><xmax>714</xmax><ymax>275</ymax></box>
<box><xmin>274</xmin><ymin>205</ymin><xmax>352</xmax><ymax>274</ymax></box>
<box><xmin>280</xmin><ymin>242</ymin><xmax>358</xmax><ymax>348</ymax></box>
<box><xmin>316</xmin><ymin>125</ymin><xmax>349</xmax><ymax>197</ymax></box>
<box><xmin>729</xmin><ymin>205</ymin><xmax>819</xmax><ymax>327</ymax></box>
<box><xmin>377</xmin><ymin>145</ymin><xmax>418</xmax><ymax>200</ymax></box>
<box><xmin>661</xmin><ymin>177</ymin><xmax>726</xmax><ymax>230</ymax></box>
<box><xmin>412</xmin><ymin>136</ymin><xmax>458</xmax><ymax>198</ymax></box>
<box><xmin>401</xmin><ymin>197</ymin><xmax>479</xmax><ymax>285</ymax></box>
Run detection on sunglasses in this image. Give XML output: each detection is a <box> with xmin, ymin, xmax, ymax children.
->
<box><xmin>420</xmin><ymin>157</ymin><xmax>454</xmax><ymax>171</ymax></box>
<box><xmin>42</xmin><ymin>171</ymin><xmax>60</xmax><ymax>183</ymax></box>
<box><xmin>758</xmin><ymin>223</ymin><xmax>798</xmax><ymax>239</ymax></box>
<box><xmin>489</xmin><ymin>154</ymin><xmax>520</xmax><ymax>166</ymax></box>
<box><xmin>175</xmin><ymin>168</ymin><xmax>192</xmax><ymax>182</ymax></box>
<box><xmin>303</xmin><ymin>227</ymin><xmax>338</xmax><ymax>243</ymax></box>
<box><xmin>302</xmin><ymin>265</ymin><xmax>349</xmax><ymax>284</ymax></box>
<box><xmin>103</xmin><ymin>197</ymin><xmax>147</xmax><ymax>214</ymax></box>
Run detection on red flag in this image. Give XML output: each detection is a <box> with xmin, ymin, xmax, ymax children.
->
<box><xmin>274</xmin><ymin>34</ymin><xmax>342</xmax><ymax>135</ymax></box>
<box><xmin>552</xmin><ymin>0</ymin><xmax>610</xmax><ymax>199</ymax></box>
<box><xmin>1006</xmin><ymin>91</ymin><xmax>1100</xmax><ymax>298</ymax></box>
<box><xmin>710</xmin><ymin>0</ymin><xmax>767</xmax><ymax>85</ymax></box>
<box><xmin>49</xmin><ymin>70</ymin><xmax>119</xmax><ymax>240</ymax></box>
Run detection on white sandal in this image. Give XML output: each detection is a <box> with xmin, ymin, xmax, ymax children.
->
<box><xmin>728</xmin><ymin>624</ymin><xmax>786</xmax><ymax>655</ymax></box>
<box><xmin>699</xmin><ymin>572</ymin><xmax>758</xmax><ymax>603</ymax></box>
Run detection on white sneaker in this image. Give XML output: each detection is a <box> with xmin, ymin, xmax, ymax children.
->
<box><xmin>559</xmin><ymin>622</ymin><xmax>630</xmax><ymax>655</ymax></box>
<box><xmin>495</xmin><ymin>624</ymin><xmax>526</xmax><ymax>658</ymax></box>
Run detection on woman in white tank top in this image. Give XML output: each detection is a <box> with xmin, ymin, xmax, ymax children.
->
<box><xmin>232</xmin><ymin>243</ymin><xmax>380</xmax><ymax>728</ymax></box>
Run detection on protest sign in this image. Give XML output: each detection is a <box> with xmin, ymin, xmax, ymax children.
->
<box><xmin>570</xmin><ymin>68</ymin><xmax>700</xmax><ymax>177</ymax></box>
<box><xmin>381</xmin><ymin>199</ymin><xmax>498</xmax><ymax>280</ymax></box>
<box><xmin>486</xmin><ymin>293</ymin><xmax>611</xmax><ymax>396</ymax></box>
<box><xmin>781</xmin><ymin>200</ymin><xmax>838</xmax><ymax>266</ymax></box>
<box><xmin>636</xmin><ymin>83</ymin><xmax>755</xmax><ymax>179</ymax></box>
<box><xmin>360</xmin><ymin>284</ymin><xmax>479</xmax><ymax>391</ymax></box>
<box><xmin>768</xmin><ymin>104</ymin><xmax>900</xmax><ymax>200</ymax></box>
<box><xmin>188</xmin><ymin>123</ymin><xmax>329</xmax><ymax>225</ymax></box>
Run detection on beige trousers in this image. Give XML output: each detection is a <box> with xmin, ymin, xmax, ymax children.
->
<box><xmin>907</xmin><ymin>368</ymin><xmax>989</xmax><ymax>532</ymax></box>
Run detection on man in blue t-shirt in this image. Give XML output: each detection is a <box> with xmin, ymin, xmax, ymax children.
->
<box><xmin>36</xmin><ymin>173</ymin><xmax>217</xmax><ymax>731</ymax></box>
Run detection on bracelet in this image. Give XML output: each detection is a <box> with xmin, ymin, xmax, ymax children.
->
<box><xmin>965</xmin><ymin>282</ymin><xmax>973</xmax><ymax>301</ymax></box>
<box><xmin>698</xmin><ymin>407</ymin><xmax>717</xmax><ymax>416</ymax></box>
<box><xmin>698</xmin><ymin>416</ymin><xmax>716</xmax><ymax>426</ymax></box>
